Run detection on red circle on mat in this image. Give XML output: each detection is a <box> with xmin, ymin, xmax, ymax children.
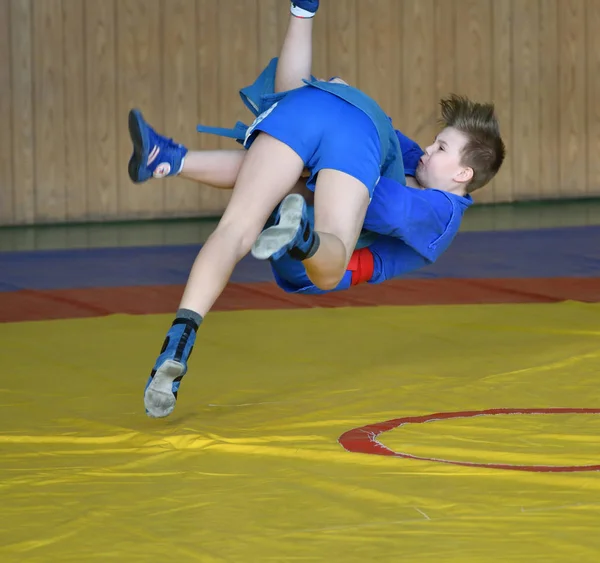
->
<box><xmin>338</xmin><ymin>408</ymin><xmax>600</xmax><ymax>472</ymax></box>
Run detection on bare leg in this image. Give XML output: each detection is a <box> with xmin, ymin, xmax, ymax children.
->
<box><xmin>143</xmin><ymin>133</ymin><xmax>305</xmax><ymax>418</ymax></box>
<box><xmin>178</xmin><ymin>133</ymin><xmax>305</xmax><ymax>316</ymax></box>
<box><xmin>179</xmin><ymin>149</ymin><xmax>245</xmax><ymax>188</ymax></box>
<box><xmin>269</xmin><ymin>6</ymin><xmax>366</xmax><ymax>288</ymax></box>
<box><xmin>303</xmin><ymin>171</ymin><xmax>369</xmax><ymax>288</ymax></box>
<box><xmin>178</xmin><ymin>148</ymin><xmax>313</xmax><ymax>203</ymax></box>
<box><xmin>177</xmin><ymin>163</ymin><xmax>367</xmax><ymax>312</ymax></box>
<box><xmin>275</xmin><ymin>14</ymin><xmax>313</xmax><ymax>92</ymax></box>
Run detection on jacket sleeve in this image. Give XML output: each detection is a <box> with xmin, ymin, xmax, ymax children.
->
<box><xmin>394</xmin><ymin>129</ymin><xmax>425</xmax><ymax>176</ymax></box>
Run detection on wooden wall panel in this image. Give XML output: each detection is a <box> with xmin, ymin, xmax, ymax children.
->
<box><xmin>559</xmin><ymin>0</ymin><xmax>587</xmax><ymax>199</ymax></box>
<box><xmin>0</xmin><ymin>0</ymin><xmax>13</xmax><ymax>224</ymax></box>
<box><xmin>162</xmin><ymin>0</ymin><xmax>200</xmax><ymax>216</ymax></box>
<box><xmin>402</xmin><ymin>0</ymin><xmax>436</xmax><ymax>145</ymax></box>
<box><xmin>10</xmin><ymin>0</ymin><xmax>35</xmax><ymax>224</ymax></box>
<box><xmin>356</xmin><ymin>0</ymin><xmax>400</xmax><ymax>123</ymax></box>
<box><xmin>512</xmin><ymin>0</ymin><xmax>540</xmax><ymax>200</ymax></box>
<box><xmin>539</xmin><ymin>0</ymin><xmax>560</xmax><ymax>201</ymax></box>
<box><xmin>62</xmin><ymin>0</ymin><xmax>87</xmax><ymax>220</ymax></box>
<box><xmin>310</xmin><ymin>0</ymin><xmax>328</xmax><ymax>79</ymax></box>
<box><xmin>218</xmin><ymin>0</ymin><xmax>259</xmax><ymax>152</ymax></box>
<box><xmin>257</xmin><ymin>0</ymin><xmax>280</xmax><ymax>65</ymax></box>
<box><xmin>326</xmin><ymin>0</ymin><xmax>357</xmax><ymax>87</ymax></box>
<box><xmin>116</xmin><ymin>0</ymin><xmax>164</xmax><ymax>218</ymax></box>
<box><xmin>0</xmin><ymin>0</ymin><xmax>598</xmax><ymax>226</ymax></box>
<box><xmin>195</xmin><ymin>0</ymin><xmax>228</xmax><ymax>215</ymax></box>
<box><xmin>455</xmin><ymin>0</ymin><xmax>494</xmax><ymax>204</ymax></box>
<box><xmin>434</xmin><ymin>0</ymin><xmax>457</xmax><ymax>102</ymax></box>
<box><xmin>85</xmin><ymin>0</ymin><xmax>118</xmax><ymax>220</ymax></box>
<box><xmin>587</xmin><ymin>1</ymin><xmax>600</xmax><ymax>197</ymax></box>
<box><xmin>33</xmin><ymin>0</ymin><xmax>66</xmax><ymax>222</ymax></box>
<box><xmin>490</xmin><ymin>0</ymin><xmax>513</xmax><ymax>203</ymax></box>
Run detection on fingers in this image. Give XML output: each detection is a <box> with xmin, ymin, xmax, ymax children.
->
<box><xmin>316</xmin><ymin>76</ymin><xmax>349</xmax><ymax>86</ymax></box>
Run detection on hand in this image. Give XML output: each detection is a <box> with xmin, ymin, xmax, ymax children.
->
<box><xmin>316</xmin><ymin>76</ymin><xmax>349</xmax><ymax>86</ymax></box>
<box><xmin>328</xmin><ymin>76</ymin><xmax>349</xmax><ymax>86</ymax></box>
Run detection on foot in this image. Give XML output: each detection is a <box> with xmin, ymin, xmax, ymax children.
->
<box><xmin>290</xmin><ymin>0</ymin><xmax>319</xmax><ymax>18</ymax></box>
<box><xmin>144</xmin><ymin>319</ymin><xmax>197</xmax><ymax>418</ymax></box>
<box><xmin>251</xmin><ymin>193</ymin><xmax>318</xmax><ymax>261</ymax></box>
<box><xmin>128</xmin><ymin>109</ymin><xmax>188</xmax><ymax>183</ymax></box>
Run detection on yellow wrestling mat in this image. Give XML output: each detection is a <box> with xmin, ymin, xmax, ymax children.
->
<box><xmin>2</xmin><ymin>302</ymin><xmax>600</xmax><ymax>562</ymax></box>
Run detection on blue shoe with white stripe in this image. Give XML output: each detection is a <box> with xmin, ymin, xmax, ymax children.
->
<box><xmin>128</xmin><ymin>109</ymin><xmax>188</xmax><ymax>184</ymax></box>
<box><xmin>144</xmin><ymin>318</ymin><xmax>197</xmax><ymax>418</ymax></box>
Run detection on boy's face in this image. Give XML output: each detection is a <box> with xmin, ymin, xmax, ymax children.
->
<box><xmin>415</xmin><ymin>127</ymin><xmax>473</xmax><ymax>195</ymax></box>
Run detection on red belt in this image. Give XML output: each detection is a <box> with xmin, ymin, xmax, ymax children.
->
<box><xmin>347</xmin><ymin>248</ymin><xmax>375</xmax><ymax>286</ymax></box>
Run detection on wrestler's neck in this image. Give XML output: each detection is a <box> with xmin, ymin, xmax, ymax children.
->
<box><xmin>405</xmin><ymin>175</ymin><xmax>467</xmax><ymax>197</ymax></box>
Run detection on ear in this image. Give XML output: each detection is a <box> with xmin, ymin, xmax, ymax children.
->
<box><xmin>454</xmin><ymin>167</ymin><xmax>474</xmax><ymax>184</ymax></box>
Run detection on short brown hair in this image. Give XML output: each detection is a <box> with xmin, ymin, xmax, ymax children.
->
<box><xmin>439</xmin><ymin>94</ymin><xmax>505</xmax><ymax>193</ymax></box>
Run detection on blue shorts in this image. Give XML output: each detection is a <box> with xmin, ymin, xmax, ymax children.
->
<box><xmin>243</xmin><ymin>86</ymin><xmax>382</xmax><ymax>197</ymax></box>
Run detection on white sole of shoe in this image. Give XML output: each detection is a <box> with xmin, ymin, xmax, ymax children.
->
<box><xmin>144</xmin><ymin>359</ymin><xmax>184</xmax><ymax>418</ymax></box>
<box><xmin>251</xmin><ymin>194</ymin><xmax>305</xmax><ymax>260</ymax></box>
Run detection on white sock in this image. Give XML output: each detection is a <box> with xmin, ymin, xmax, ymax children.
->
<box><xmin>177</xmin><ymin>155</ymin><xmax>186</xmax><ymax>175</ymax></box>
<box><xmin>290</xmin><ymin>3</ymin><xmax>316</xmax><ymax>19</ymax></box>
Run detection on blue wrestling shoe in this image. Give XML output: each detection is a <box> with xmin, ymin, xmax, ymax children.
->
<box><xmin>144</xmin><ymin>318</ymin><xmax>197</xmax><ymax>418</ymax></box>
<box><xmin>251</xmin><ymin>193</ymin><xmax>319</xmax><ymax>261</ymax></box>
<box><xmin>290</xmin><ymin>0</ymin><xmax>319</xmax><ymax>18</ymax></box>
<box><xmin>128</xmin><ymin>108</ymin><xmax>188</xmax><ymax>183</ymax></box>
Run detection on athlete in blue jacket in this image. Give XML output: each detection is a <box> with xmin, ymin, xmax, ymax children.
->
<box><xmin>268</xmin><ymin>128</ymin><xmax>474</xmax><ymax>294</ymax></box>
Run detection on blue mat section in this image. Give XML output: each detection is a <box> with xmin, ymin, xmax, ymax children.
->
<box><xmin>1</xmin><ymin>226</ymin><xmax>599</xmax><ymax>292</ymax></box>
<box><xmin>0</xmin><ymin>246</ymin><xmax>272</xmax><ymax>292</ymax></box>
<box><xmin>408</xmin><ymin>226</ymin><xmax>600</xmax><ymax>279</ymax></box>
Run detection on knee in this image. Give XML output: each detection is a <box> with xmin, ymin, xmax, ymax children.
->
<box><xmin>312</xmin><ymin>272</ymin><xmax>344</xmax><ymax>291</ymax></box>
<box><xmin>210</xmin><ymin>218</ymin><xmax>262</xmax><ymax>258</ymax></box>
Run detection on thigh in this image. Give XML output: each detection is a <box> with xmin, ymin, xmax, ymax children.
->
<box><xmin>313</xmin><ymin>168</ymin><xmax>370</xmax><ymax>261</ymax></box>
<box><xmin>219</xmin><ymin>132</ymin><xmax>305</xmax><ymax>237</ymax></box>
